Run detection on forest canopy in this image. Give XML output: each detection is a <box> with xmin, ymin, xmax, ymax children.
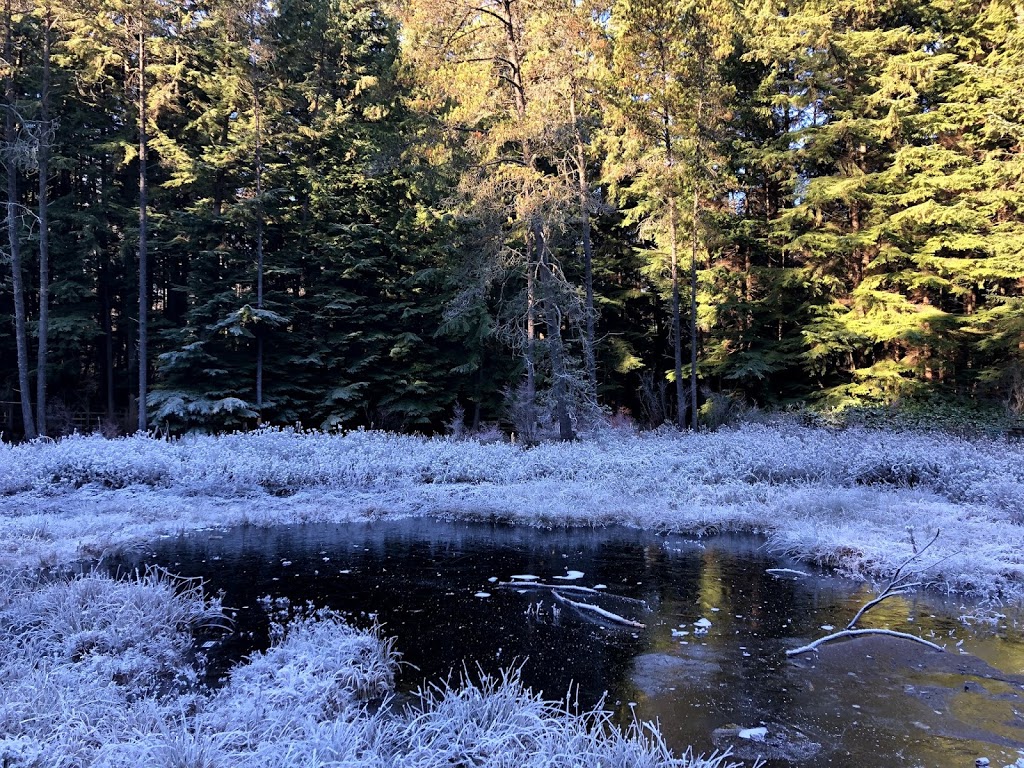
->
<box><xmin>2</xmin><ymin>0</ymin><xmax>1023</xmax><ymax>437</ymax></box>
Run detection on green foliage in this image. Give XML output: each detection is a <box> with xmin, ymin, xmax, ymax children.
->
<box><xmin>2</xmin><ymin>0</ymin><xmax>1021</xmax><ymax>436</ymax></box>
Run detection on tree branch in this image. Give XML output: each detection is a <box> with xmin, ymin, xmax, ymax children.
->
<box><xmin>786</xmin><ymin>628</ymin><xmax>944</xmax><ymax>657</ymax></box>
<box><xmin>552</xmin><ymin>592</ymin><xmax>646</xmax><ymax>628</ymax></box>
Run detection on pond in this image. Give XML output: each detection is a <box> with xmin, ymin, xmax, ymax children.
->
<box><xmin>116</xmin><ymin>519</ymin><xmax>1024</xmax><ymax>768</ymax></box>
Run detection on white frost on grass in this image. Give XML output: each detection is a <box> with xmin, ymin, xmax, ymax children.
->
<box><xmin>0</xmin><ymin>573</ymin><xmax>739</xmax><ymax>768</ymax></box>
<box><xmin>1</xmin><ymin>423</ymin><xmax>1023</xmax><ymax>601</ymax></box>
<box><xmin>395</xmin><ymin>667</ymin><xmax>743</xmax><ymax>768</ymax></box>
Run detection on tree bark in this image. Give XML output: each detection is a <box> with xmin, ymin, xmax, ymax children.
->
<box><xmin>669</xmin><ymin>198</ymin><xmax>685</xmax><ymax>430</ymax></box>
<box><xmin>524</xmin><ymin>237</ymin><xmax>537</xmax><ymax>440</ymax></box>
<box><xmin>137</xmin><ymin>24</ymin><xmax>149</xmax><ymax>433</ymax></box>
<box><xmin>35</xmin><ymin>1</ymin><xmax>52</xmax><ymax>435</ymax></box>
<box><xmin>535</xmin><ymin>222</ymin><xmax>573</xmax><ymax>441</ymax></box>
<box><xmin>661</xmin><ymin>47</ymin><xmax>685</xmax><ymax>430</ymax></box>
<box><xmin>569</xmin><ymin>88</ymin><xmax>596</xmax><ymax>396</ymax></box>
<box><xmin>690</xmin><ymin>182</ymin><xmax>699</xmax><ymax>430</ymax></box>
<box><xmin>252</xmin><ymin>12</ymin><xmax>265</xmax><ymax>412</ymax></box>
<box><xmin>4</xmin><ymin>0</ymin><xmax>36</xmax><ymax>439</ymax></box>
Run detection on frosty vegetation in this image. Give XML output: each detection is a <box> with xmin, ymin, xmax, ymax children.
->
<box><xmin>0</xmin><ymin>570</ymin><xmax>744</xmax><ymax>768</ymax></box>
<box><xmin>1</xmin><ymin>423</ymin><xmax>1021</xmax><ymax>765</ymax></box>
<box><xmin>1</xmin><ymin>422</ymin><xmax>1022</xmax><ymax>601</ymax></box>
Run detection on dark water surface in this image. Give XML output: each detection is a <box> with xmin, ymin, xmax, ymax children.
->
<box><xmin>117</xmin><ymin>519</ymin><xmax>1024</xmax><ymax>768</ymax></box>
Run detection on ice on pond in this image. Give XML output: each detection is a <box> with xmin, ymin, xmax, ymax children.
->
<box><xmin>510</xmin><ymin>574</ymin><xmax>539</xmax><ymax>581</ymax></box>
<box><xmin>694</xmin><ymin>618</ymin><xmax>712</xmax><ymax>629</ymax></box>
<box><xmin>738</xmin><ymin>727</ymin><xmax>767</xmax><ymax>741</ymax></box>
<box><xmin>488</xmin><ymin>577</ymin><xmax>498</xmax><ymax>583</ymax></box>
<box><xmin>554</xmin><ymin>570</ymin><xmax>585</xmax><ymax>580</ymax></box>
<box><xmin>474</xmin><ymin>592</ymin><xmax>491</xmax><ymax>598</ymax></box>
<box><xmin>767</xmin><ymin>568</ymin><xmax>809</xmax><ymax>578</ymax></box>
<box><xmin>594</xmin><ymin>584</ymin><xmax>607</xmax><ymax>590</ymax></box>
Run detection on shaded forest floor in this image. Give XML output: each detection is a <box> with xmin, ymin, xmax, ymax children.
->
<box><xmin>2</xmin><ymin>422</ymin><xmax>1022</xmax><ymax>603</ymax></box>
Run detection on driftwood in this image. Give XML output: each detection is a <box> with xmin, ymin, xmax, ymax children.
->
<box><xmin>552</xmin><ymin>591</ymin><xmax>646</xmax><ymax>628</ymax></box>
<box><xmin>787</xmin><ymin>529</ymin><xmax>944</xmax><ymax>658</ymax></box>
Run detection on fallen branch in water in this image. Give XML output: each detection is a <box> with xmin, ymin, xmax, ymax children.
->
<box><xmin>552</xmin><ymin>592</ymin><xmax>646</xmax><ymax>628</ymax></box>
<box><xmin>843</xmin><ymin>529</ymin><xmax>940</xmax><ymax>631</ymax></box>
<box><xmin>498</xmin><ymin>582</ymin><xmax>646</xmax><ymax>604</ymax></box>
<box><xmin>499</xmin><ymin>582</ymin><xmax>600</xmax><ymax>595</ymax></box>
<box><xmin>786</xmin><ymin>628</ymin><xmax>944</xmax><ymax>656</ymax></box>
<box><xmin>788</xmin><ymin>529</ymin><xmax>945</xmax><ymax>658</ymax></box>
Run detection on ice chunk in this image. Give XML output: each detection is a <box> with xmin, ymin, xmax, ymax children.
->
<box><xmin>694</xmin><ymin>617</ymin><xmax>712</xmax><ymax>629</ymax></box>
<box><xmin>738</xmin><ymin>727</ymin><xmax>767</xmax><ymax>741</ymax></box>
<box><xmin>510</xmin><ymin>574</ymin><xmax>539</xmax><ymax>581</ymax></box>
<box><xmin>474</xmin><ymin>592</ymin><xmax>491</xmax><ymax>598</ymax></box>
<box><xmin>553</xmin><ymin>570</ymin><xmax>585</xmax><ymax>580</ymax></box>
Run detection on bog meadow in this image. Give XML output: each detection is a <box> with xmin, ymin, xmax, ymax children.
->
<box><xmin>2</xmin><ymin>0</ymin><xmax>1024</xmax><ymax>765</ymax></box>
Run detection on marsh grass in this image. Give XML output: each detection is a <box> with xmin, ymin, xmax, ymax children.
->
<box><xmin>393</xmin><ymin>668</ymin><xmax>746</xmax><ymax>768</ymax></box>
<box><xmin>0</xmin><ymin>573</ymin><xmax>739</xmax><ymax>767</ymax></box>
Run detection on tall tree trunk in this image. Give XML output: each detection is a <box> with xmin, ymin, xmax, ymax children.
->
<box><xmin>254</xmin><ymin>56</ymin><xmax>264</xmax><ymax>412</ymax></box>
<box><xmin>688</xmin><ymin>95</ymin><xmax>704</xmax><ymax>431</ymax></box>
<box><xmin>689</xmin><ymin>186</ymin><xmax>699</xmax><ymax>430</ymax></box>
<box><xmin>669</xmin><ymin>198</ymin><xmax>685</xmax><ymax>430</ymax></box>
<box><xmin>35</xmin><ymin>1</ymin><xmax>52</xmax><ymax>435</ymax></box>
<box><xmin>569</xmin><ymin>89</ymin><xmax>596</xmax><ymax>395</ymax></box>
<box><xmin>137</xmin><ymin>25</ymin><xmax>149</xmax><ymax>432</ymax></box>
<box><xmin>661</xmin><ymin>52</ymin><xmax>685</xmax><ymax>430</ymax></box>
<box><xmin>524</xmin><ymin>241</ymin><xmax>536</xmax><ymax>441</ymax></box>
<box><xmin>502</xmin><ymin>0</ymin><xmax>537</xmax><ymax>441</ymax></box>
<box><xmin>4</xmin><ymin>0</ymin><xmax>36</xmax><ymax>439</ymax></box>
<box><xmin>103</xmin><ymin>273</ymin><xmax>116</xmax><ymax>421</ymax></box>
<box><xmin>535</xmin><ymin>221</ymin><xmax>573</xmax><ymax>441</ymax></box>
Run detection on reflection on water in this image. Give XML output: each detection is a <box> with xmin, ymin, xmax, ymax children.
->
<box><xmin>117</xmin><ymin>519</ymin><xmax>1024</xmax><ymax>768</ymax></box>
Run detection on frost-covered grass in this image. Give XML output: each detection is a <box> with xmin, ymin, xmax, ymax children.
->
<box><xmin>1</xmin><ymin>425</ymin><xmax>1020</xmax><ymax>765</ymax></box>
<box><xmin>1</xmin><ymin>423</ymin><xmax>1023</xmax><ymax>600</ymax></box>
<box><xmin>0</xmin><ymin>572</ymin><xmax>741</xmax><ymax>768</ymax></box>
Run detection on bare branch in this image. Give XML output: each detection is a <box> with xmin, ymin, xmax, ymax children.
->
<box><xmin>845</xmin><ymin>529</ymin><xmax>940</xmax><ymax>631</ymax></box>
<box><xmin>552</xmin><ymin>592</ymin><xmax>646</xmax><ymax>628</ymax></box>
<box><xmin>787</xmin><ymin>628</ymin><xmax>944</xmax><ymax>657</ymax></box>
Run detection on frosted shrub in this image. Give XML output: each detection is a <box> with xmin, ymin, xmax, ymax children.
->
<box><xmin>1</xmin><ymin>568</ymin><xmax>224</xmax><ymax>692</ymax></box>
<box><xmin>0</xmin><ymin>570</ymin><xmax>225</xmax><ymax>766</ymax></box>
<box><xmin>30</xmin><ymin>433</ymin><xmax>179</xmax><ymax>490</ymax></box>
<box><xmin>209</xmin><ymin>607</ymin><xmax>397</xmax><ymax>728</ymax></box>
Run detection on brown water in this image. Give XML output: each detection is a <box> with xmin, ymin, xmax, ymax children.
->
<box><xmin>117</xmin><ymin>519</ymin><xmax>1024</xmax><ymax>767</ymax></box>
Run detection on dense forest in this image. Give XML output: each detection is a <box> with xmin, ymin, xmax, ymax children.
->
<box><xmin>2</xmin><ymin>0</ymin><xmax>1022</xmax><ymax>438</ymax></box>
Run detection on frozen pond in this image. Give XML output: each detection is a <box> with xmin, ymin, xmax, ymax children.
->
<box><xmin>118</xmin><ymin>520</ymin><xmax>1024</xmax><ymax>767</ymax></box>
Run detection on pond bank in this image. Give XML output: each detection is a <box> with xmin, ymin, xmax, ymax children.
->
<box><xmin>2</xmin><ymin>424</ymin><xmax>1022</xmax><ymax>603</ymax></box>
